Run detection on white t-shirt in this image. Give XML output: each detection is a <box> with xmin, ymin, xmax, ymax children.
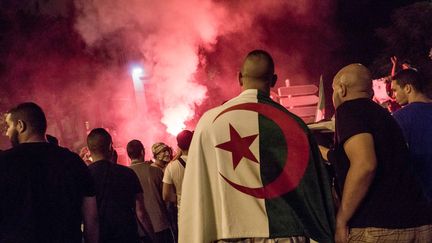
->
<box><xmin>163</xmin><ymin>155</ymin><xmax>187</xmax><ymax>209</ymax></box>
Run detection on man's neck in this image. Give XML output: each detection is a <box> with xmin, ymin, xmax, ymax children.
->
<box><xmin>131</xmin><ymin>158</ymin><xmax>144</xmax><ymax>164</ymax></box>
<box><xmin>343</xmin><ymin>92</ymin><xmax>370</xmax><ymax>103</ymax></box>
<box><xmin>408</xmin><ymin>92</ymin><xmax>431</xmax><ymax>104</ymax></box>
<box><xmin>242</xmin><ymin>86</ymin><xmax>270</xmax><ymax>96</ymax></box>
<box><xmin>19</xmin><ymin>134</ymin><xmax>47</xmax><ymax>144</ymax></box>
<box><xmin>153</xmin><ymin>160</ymin><xmax>166</xmax><ymax>169</ymax></box>
<box><xmin>91</xmin><ymin>154</ymin><xmax>111</xmax><ymax>163</ymax></box>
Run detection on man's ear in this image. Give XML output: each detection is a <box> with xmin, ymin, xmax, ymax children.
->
<box><xmin>270</xmin><ymin>74</ymin><xmax>277</xmax><ymax>87</ymax></box>
<box><xmin>337</xmin><ymin>83</ymin><xmax>347</xmax><ymax>97</ymax></box>
<box><xmin>404</xmin><ymin>84</ymin><xmax>412</xmax><ymax>94</ymax></box>
<box><xmin>16</xmin><ymin>120</ymin><xmax>26</xmax><ymax>134</ymax></box>
<box><xmin>238</xmin><ymin>72</ymin><xmax>243</xmax><ymax>86</ymax></box>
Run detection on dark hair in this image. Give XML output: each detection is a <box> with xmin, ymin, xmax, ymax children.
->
<box><xmin>127</xmin><ymin>139</ymin><xmax>144</xmax><ymax>160</ymax></box>
<box><xmin>246</xmin><ymin>49</ymin><xmax>275</xmax><ymax>75</ymax></box>
<box><xmin>177</xmin><ymin>130</ymin><xmax>193</xmax><ymax>151</ymax></box>
<box><xmin>7</xmin><ymin>102</ymin><xmax>47</xmax><ymax>135</ymax></box>
<box><xmin>87</xmin><ymin>128</ymin><xmax>112</xmax><ymax>155</ymax></box>
<box><xmin>393</xmin><ymin>69</ymin><xmax>426</xmax><ymax>93</ymax></box>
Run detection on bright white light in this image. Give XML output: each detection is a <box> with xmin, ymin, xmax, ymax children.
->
<box><xmin>131</xmin><ymin>66</ymin><xmax>145</xmax><ymax>92</ymax></box>
<box><xmin>162</xmin><ymin>105</ymin><xmax>189</xmax><ymax>136</ymax></box>
<box><xmin>166</xmin><ymin>123</ymin><xmax>186</xmax><ymax>137</ymax></box>
<box><xmin>132</xmin><ymin>67</ymin><xmax>144</xmax><ymax>77</ymax></box>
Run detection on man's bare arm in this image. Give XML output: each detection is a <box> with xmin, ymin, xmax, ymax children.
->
<box><xmin>318</xmin><ymin>145</ymin><xmax>330</xmax><ymax>161</ymax></box>
<box><xmin>335</xmin><ymin>133</ymin><xmax>377</xmax><ymax>243</ymax></box>
<box><xmin>82</xmin><ymin>196</ymin><xmax>99</xmax><ymax>243</ymax></box>
<box><xmin>391</xmin><ymin>56</ymin><xmax>398</xmax><ymax>77</ymax></box>
<box><xmin>162</xmin><ymin>183</ymin><xmax>177</xmax><ymax>203</ymax></box>
<box><xmin>135</xmin><ymin>193</ymin><xmax>155</xmax><ymax>240</ymax></box>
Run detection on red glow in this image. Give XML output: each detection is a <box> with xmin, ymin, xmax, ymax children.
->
<box><xmin>0</xmin><ymin>0</ymin><xmax>339</xmax><ymax>153</ymax></box>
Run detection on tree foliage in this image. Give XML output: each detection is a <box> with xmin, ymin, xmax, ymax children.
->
<box><xmin>372</xmin><ymin>1</ymin><xmax>432</xmax><ymax>77</ymax></box>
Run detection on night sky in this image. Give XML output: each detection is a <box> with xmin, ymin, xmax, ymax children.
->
<box><xmin>335</xmin><ymin>0</ymin><xmax>420</xmax><ymax>65</ymax></box>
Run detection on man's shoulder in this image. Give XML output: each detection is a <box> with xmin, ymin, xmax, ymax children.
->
<box><xmin>394</xmin><ymin>102</ymin><xmax>432</xmax><ymax>122</ymax></box>
<box><xmin>402</xmin><ymin>102</ymin><xmax>432</xmax><ymax>112</ymax></box>
<box><xmin>0</xmin><ymin>146</ymin><xmax>19</xmax><ymax>159</ymax></box>
<box><xmin>337</xmin><ymin>98</ymin><xmax>381</xmax><ymax>120</ymax></box>
<box><xmin>55</xmin><ymin>146</ymin><xmax>85</xmax><ymax>164</ymax></box>
<box><xmin>1</xmin><ymin>143</ymin><xmax>40</xmax><ymax>158</ymax></box>
<box><xmin>130</xmin><ymin>162</ymin><xmax>160</xmax><ymax>174</ymax></box>
<box><xmin>1</xmin><ymin>143</ymin><xmax>82</xmax><ymax>165</ymax></box>
<box><xmin>88</xmin><ymin>159</ymin><xmax>105</xmax><ymax>168</ymax></box>
<box><xmin>200</xmin><ymin>91</ymin><xmax>254</xmax><ymax>116</ymax></box>
<box><xmin>196</xmin><ymin>92</ymin><xmax>258</xmax><ymax>127</ymax></box>
<box><xmin>114</xmin><ymin>163</ymin><xmax>137</xmax><ymax>175</ymax></box>
<box><xmin>112</xmin><ymin>164</ymin><xmax>142</xmax><ymax>187</ymax></box>
<box><xmin>129</xmin><ymin>161</ymin><xmax>148</xmax><ymax>169</ymax></box>
<box><xmin>0</xmin><ymin>147</ymin><xmax>17</xmax><ymax>169</ymax></box>
<box><xmin>196</xmin><ymin>91</ymin><xmax>309</xmax><ymax>136</ymax></box>
<box><xmin>149</xmin><ymin>164</ymin><xmax>164</xmax><ymax>176</ymax></box>
<box><xmin>198</xmin><ymin>104</ymin><xmax>226</xmax><ymax>124</ymax></box>
<box><xmin>393</xmin><ymin>106</ymin><xmax>408</xmax><ymax>119</ymax></box>
<box><xmin>166</xmin><ymin>159</ymin><xmax>183</xmax><ymax>171</ymax></box>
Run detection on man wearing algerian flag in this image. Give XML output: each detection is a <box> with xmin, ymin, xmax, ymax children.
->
<box><xmin>179</xmin><ymin>50</ymin><xmax>335</xmax><ymax>243</ymax></box>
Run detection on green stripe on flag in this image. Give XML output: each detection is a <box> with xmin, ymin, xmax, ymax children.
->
<box><xmin>258</xmin><ymin>111</ymin><xmax>304</xmax><ymax>236</ymax></box>
<box><xmin>257</xmin><ymin>92</ymin><xmax>335</xmax><ymax>242</ymax></box>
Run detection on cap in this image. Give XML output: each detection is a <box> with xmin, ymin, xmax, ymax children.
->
<box><xmin>152</xmin><ymin>142</ymin><xmax>169</xmax><ymax>156</ymax></box>
<box><xmin>176</xmin><ymin>130</ymin><xmax>193</xmax><ymax>151</ymax></box>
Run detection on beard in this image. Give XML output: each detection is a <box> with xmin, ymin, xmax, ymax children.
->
<box><xmin>9</xmin><ymin>129</ymin><xmax>19</xmax><ymax>147</ymax></box>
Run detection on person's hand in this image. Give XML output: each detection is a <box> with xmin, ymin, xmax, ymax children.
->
<box><xmin>79</xmin><ymin>146</ymin><xmax>92</xmax><ymax>164</ymax></box>
<box><xmin>390</xmin><ymin>56</ymin><xmax>398</xmax><ymax>66</ymax></box>
<box><xmin>335</xmin><ymin>220</ymin><xmax>349</xmax><ymax>243</ymax></box>
<box><xmin>79</xmin><ymin>146</ymin><xmax>89</xmax><ymax>158</ymax></box>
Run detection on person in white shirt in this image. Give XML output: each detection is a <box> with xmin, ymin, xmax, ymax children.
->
<box><xmin>162</xmin><ymin>130</ymin><xmax>193</xmax><ymax>213</ymax></box>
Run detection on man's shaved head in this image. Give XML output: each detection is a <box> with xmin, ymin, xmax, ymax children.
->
<box><xmin>87</xmin><ymin>128</ymin><xmax>112</xmax><ymax>157</ymax></box>
<box><xmin>241</xmin><ymin>50</ymin><xmax>274</xmax><ymax>79</ymax></box>
<box><xmin>127</xmin><ymin>139</ymin><xmax>144</xmax><ymax>160</ymax></box>
<box><xmin>239</xmin><ymin>50</ymin><xmax>277</xmax><ymax>93</ymax></box>
<box><xmin>334</xmin><ymin>64</ymin><xmax>372</xmax><ymax>92</ymax></box>
<box><xmin>332</xmin><ymin>64</ymin><xmax>373</xmax><ymax>108</ymax></box>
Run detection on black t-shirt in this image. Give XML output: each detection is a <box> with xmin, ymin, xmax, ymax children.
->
<box><xmin>334</xmin><ymin>98</ymin><xmax>432</xmax><ymax>228</ymax></box>
<box><xmin>88</xmin><ymin>160</ymin><xmax>143</xmax><ymax>243</ymax></box>
<box><xmin>0</xmin><ymin>142</ymin><xmax>95</xmax><ymax>243</ymax></box>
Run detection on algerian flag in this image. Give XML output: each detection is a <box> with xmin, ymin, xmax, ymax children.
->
<box><xmin>315</xmin><ymin>75</ymin><xmax>326</xmax><ymax>122</ymax></box>
<box><xmin>179</xmin><ymin>89</ymin><xmax>335</xmax><ymax>243</ymax></box>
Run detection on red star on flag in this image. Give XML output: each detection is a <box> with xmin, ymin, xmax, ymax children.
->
<box><xmin>216</xmin><ymin>124</ymin><xmax>259</xmax><ymax>170</ymax></box>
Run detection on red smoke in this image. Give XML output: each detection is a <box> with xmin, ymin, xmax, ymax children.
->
<box><xmin>0</xmin><ymin>0</ymin><xmax>339</xmax><ymax>160</ymax></box>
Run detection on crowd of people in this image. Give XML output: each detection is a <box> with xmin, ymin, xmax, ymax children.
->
<box><xmin>0</xmin><ymin>49</ymin><xmax>431</xmax><ymax>243</ymax></box>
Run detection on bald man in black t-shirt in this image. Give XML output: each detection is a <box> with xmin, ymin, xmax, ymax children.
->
<box><xmin>331</xmin><ymin>64</ymin><xmax>432</xmax><ymax>243</ymax></box>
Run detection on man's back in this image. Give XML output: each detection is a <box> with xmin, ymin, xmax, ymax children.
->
<box><xmin>179</xmin><ymin>89</ymin><xmax>335</xmax><ymax>242</ymax></box>
<box><xmin>88</xmin><ymin>160</ymin><xmax>142</xmax><ymax>243</ymax></box>
<box><xmin>129</xmin><ymin>161</ymin><xmax>171</xmax><ymax>232</ymax></box>
<box><xmin>0</xmin><ymin>142</ymin><xmax>94</xmax><ymax>243</ymax></box>
<box><xmin>393</xmin><ymin>102</ymin><xmax>432</xmax><ymax>200</ymax></box>
<box><xmin>163</xmin><ymin>155</ymin><xmax>187</xmax><ymax>209</ymax></box>
<box><xmin>334</xmin><ymin>98</ymin><xmax>432</xmax><ymax>227</ymax></box>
